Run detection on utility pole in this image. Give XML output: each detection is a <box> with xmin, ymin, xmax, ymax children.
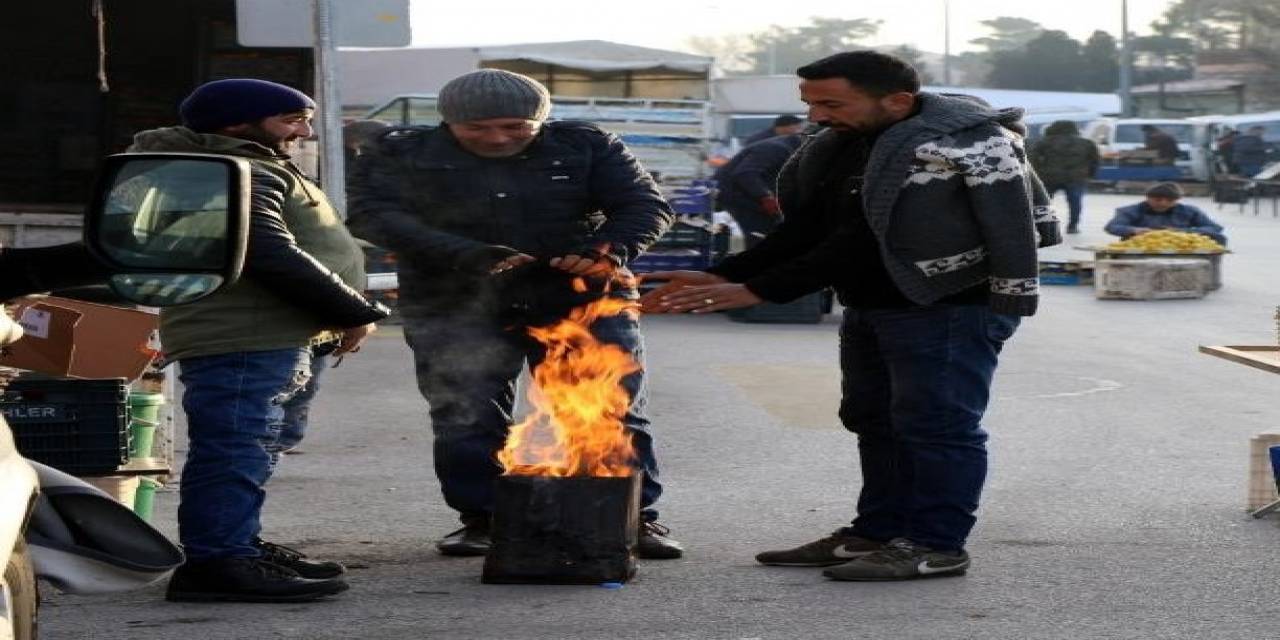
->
<box><xmin>313</xmin><ymin>0</ymin><xmax>346</xmax><ymax>215</ymax></box>
<box><xmin>1119</xmin><ymin>0</ymin><xmax>1133</xmax><ymax>116</ymax></box>
<box><xmin>943</xmin><ymin>0</ymin><xmax>952</xmax><ymax>85</ymax></box>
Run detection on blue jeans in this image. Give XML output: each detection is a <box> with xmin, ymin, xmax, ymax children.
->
<box><xmin>177</xmin><ymin>348</ymin><xmax>313</xmax><ymax>561</ymax></box>
<box><xmin>1046</xmin><ymin>182</ymin><xmax>1086</xmax><ymax>229</ymax></box>
<box><xmin>272</xmin><ymin>352</ymin><xmax>331</xmax><ymax>455</ymax></box>
<box><xmin>838</xmin><ymin>305</ymin><xmax>1019</xmax><ymax>552</ymax></box>
<box><xmin>403</xmin><ymin>311</ymin><xmax>662</xmax><ymax>525</ymax></box>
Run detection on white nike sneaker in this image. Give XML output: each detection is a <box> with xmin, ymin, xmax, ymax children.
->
<box><xmin>822</xmin><ymin>538</ymin><xmax>969</xmax><ymax>581</ymax></box>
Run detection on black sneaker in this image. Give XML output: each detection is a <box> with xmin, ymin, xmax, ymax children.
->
<box><xmin>255</xmin><ymin>539</ymin><xmax>345</xmax><ymax>579</ymax></box>
<box><xmin>165</xmin><ymin>557</ymin><xmax>349</xmax><ymax>603</ymax></box>
<box><xmin>821</xmin><ymin>538</ymin><xmax>969</xmax><ymax>581</ymax></box>
<box><xmin>437</xmin><ymin>524</ymin><xmax>491</xmax><ymax>556</ymax></box>
<box><xmin>637</xmin><ymin>521</ymin><xmax>683</xmax><ymax>559</ymax></box>
<box><xmin>755</xmin><ymin>529</ymin><xmax>884</xmax><ymax>567</ymax></box>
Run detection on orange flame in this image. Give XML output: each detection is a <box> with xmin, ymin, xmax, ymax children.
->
<box><xmin>497</xmin><ymin>278</ymin><xmax>639</xmax><ymax>477</ymax></box>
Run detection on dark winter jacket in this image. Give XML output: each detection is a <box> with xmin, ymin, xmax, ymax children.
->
<box><xmin>708</xmin><ymin>92</ymin><xmax>1061</xmax><ymax>317</ymax></box>
<box><xmin>713</xmin><ymin>134</ymin><xmax>803</xmax><ymax>212</ymax></box>
<box><xmin>1231</xmin><ymin>134</ymin><xmax>1269</xmax><ymax>169</ymax></box>
<box><xmin>1144</xmin><ymin>129</ymin><xmax>1180</xmax><ymax>162</ymax></box>
<box><xmin>128</xmin><ymin>127</ymin><xmax>388</xmax><ymax>361</ymax></box>
<box><xmin>1105</xmin><ymin>202</ymin><xmax>1227</xmax><ymax>245</ymax></box>
<box><xmin>346</xmin><ymin>121</ymin><xmax>673</xmax><ymax>317</ymax></box>
<box><xmin>1029</xmin><ymin>121</ymin><xmax>1099</xmax><ymax>186</ymax></box>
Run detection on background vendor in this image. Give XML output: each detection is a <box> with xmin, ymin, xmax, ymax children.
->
<box><xmin>1104</xmin><ymin>182</ymin><xmax>1227</xmax><ymax>246</ymax></box>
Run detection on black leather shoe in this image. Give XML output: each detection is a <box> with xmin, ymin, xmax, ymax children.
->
<box><xmin>256</xmin><ymin>539</ymin><xmax>346</xmax><ymax>579</ymax></box>
<box><xmin>165</xmin><ymin>557</ymin><xmax>349</xmax><ymax>603</ymax></box>
<box><xmin>436</xmin><ymin>524</ymin><xmax>491</xmax><ymax>556</ymax></box>
<box><xmin>637</xmin><ymin>521</ymin><xmax>684</xmax><ymax>559</ymax></box>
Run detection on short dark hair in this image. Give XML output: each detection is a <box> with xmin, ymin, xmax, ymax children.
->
<box><xmin>773</xmin><ymin>114</ymin><xmax>804</xmax><ymax>127</ymax></box>
<box><xmin>796</xmin><ymin>50</ymin><xmax>920</xmax><ymax>96</ymax></box>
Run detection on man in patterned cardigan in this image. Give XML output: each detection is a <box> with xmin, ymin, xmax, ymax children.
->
<box><xmin>641</xmin><ymin>50</ymin><xmax>1059</xmax><ymax>581</ymax></box>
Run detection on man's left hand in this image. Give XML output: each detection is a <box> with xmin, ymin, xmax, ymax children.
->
<box><xmin>658</xmin><ymin>282</ymin><xmax>763</xmax><ymax>313</ymax></box>
<box><xmin>550</xmin><ymin>254</ymin><xmax>615</xmax><ymax>276</ymax></box>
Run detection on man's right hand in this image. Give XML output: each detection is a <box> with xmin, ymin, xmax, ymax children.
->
<box><xmin>489</xmin><ymin>253</ymin><xmax>537</xmax><ymax>274</ymax></box>
<box><xmin>334</xmin><ymin>322</ymin><xmax>377</xmax><ymax>356</ymax></box>
<box><xmin>638</xmin><ymin>271</ymin><xmax>728</xmax><ymax>313</ymax></box>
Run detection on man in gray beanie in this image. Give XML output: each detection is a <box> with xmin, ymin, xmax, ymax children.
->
<box><xmin>1105</xmin><ymin>181</ymin><xmax>1227</xmax><ymax>245</ymax></box>
<box><xmin>347</xmin><ymin>69</ymin><xmax>684</xmax><ymax>559</ymax></box>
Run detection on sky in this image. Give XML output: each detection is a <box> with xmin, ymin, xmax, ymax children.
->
<box><xmin>409</xmin><ymin>0</ymin><xmax>1177</xmax><ymax>55</ymax></box>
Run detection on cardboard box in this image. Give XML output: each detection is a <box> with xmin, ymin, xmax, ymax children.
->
<box><xmin>0</xmin><ymin>297</ymin><xmax>158</xmax><ymax>381</ymax></box>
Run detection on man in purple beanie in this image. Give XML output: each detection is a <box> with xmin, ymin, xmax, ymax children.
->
<box><xmin>129</xmin><ymin>78</ymin><xmax>389</xmax><ymax>603</ymax></box>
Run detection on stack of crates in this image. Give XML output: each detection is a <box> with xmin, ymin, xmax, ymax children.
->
<box><xmin>0</xmin><ymin>376</ymin><xmax>130</xmax><ymax>474</ymax></box>
<box><xmin>632</xmin><ymin>180</ymin><xmax>718</xmax><ymax>275</ymax></box>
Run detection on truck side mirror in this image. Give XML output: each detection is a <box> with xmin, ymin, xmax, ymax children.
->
<box><xmin>83</xmin><ymin>153</ymin><xmax>250</xmax><ymax>306</ymax></box>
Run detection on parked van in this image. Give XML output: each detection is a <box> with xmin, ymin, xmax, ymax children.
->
<box><xmin>1084</xmin><ymin>118</ymin><xmax>1212</xmax><ymax>181</ymax></box>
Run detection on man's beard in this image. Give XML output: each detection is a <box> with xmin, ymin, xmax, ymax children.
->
<box><xmin>237</xmin><ymin>126</ymin><xmax>296</xmax><ymax>154</ymax></box>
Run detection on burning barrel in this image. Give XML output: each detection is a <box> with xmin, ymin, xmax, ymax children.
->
<box><xmin>482</xmin><ymin>281</ymin><xmax>644</xmax><ymax>585</ymax></box>
<box><xmin>482</xmin><ymin>474</ymin><xmax>640</xmax><ymax>584</ymax></box>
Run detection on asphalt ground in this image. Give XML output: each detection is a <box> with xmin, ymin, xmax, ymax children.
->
<box><xmin>41</xmin><ymin>192</ymin><xmax>1280</xmax><ymax>639</ymax></box>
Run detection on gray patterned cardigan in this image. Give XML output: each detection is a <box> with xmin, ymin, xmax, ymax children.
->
<box><xmin>777</xmin><ymin>92</ymin><xmax>1061</xmax><ymax>316</ymax></box>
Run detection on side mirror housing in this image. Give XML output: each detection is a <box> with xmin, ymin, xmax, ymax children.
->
<box><xmin>83</xmin><ymin>153</ymin><xmax>251</xmax><ymax>306</ymax></box>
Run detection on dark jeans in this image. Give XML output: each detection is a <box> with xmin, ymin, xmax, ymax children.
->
<box><xmin>838</xmin><ymin>305</ymin><xmax>1019</xmax><ymax>552</ymax></box>
<box><xmin>403</xmin><ymin>311</ymin><xmax>662</xmax><ymax>524</ymax></box>
<box><xmin>1046</xmin><ymin>182</ymin><xmax>1086</xmax><ymax>229</ymax></box>
<box><xmin>177</xmin><ymin>348</ymin><xmax>313</xmax><ymax>560</ymax></box>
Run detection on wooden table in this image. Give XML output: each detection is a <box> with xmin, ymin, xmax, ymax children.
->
<box><xmin>1199</xmin><ymin>345</ymin><xmax>1280</xmax><ymax>374</ymax></box>
<box><xmin>1201</xmin><ymin>345</ymin><xmax>1280</xmax><ymax>517</ymax></box>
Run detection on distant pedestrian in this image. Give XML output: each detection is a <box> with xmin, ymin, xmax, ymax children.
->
<box><xmin>1029</xmin><ymin>120</ymin><xmax>1099</xmax><ymax>234</ymax></box>
<box><xmin>342</xmin><ymin>119</ymin><xmax>390</xmax><ymax>168</ymax></box>
<box><xmin>1215</xmin><ymin>129</ymin><xmax>1239</xmax><ymax>175</ymax></box>
<box><xmin>1142</xmin><ymin>124</ymin><xmax>1180</xmax><ymax>165</ymax></box>
<box><xmin>1231</xmin><ymin>125</ymin><xmax>1270</xmax><ymax>178</ymax></box>
<box><xmin>713</xmin><ymin>133</ymin><xmax>803</xmax><ymax>247</ymax></box>
<box><xmin>741</xmin><ymin>114</ymin><xmax>806</xmax><ymax>147</ymax></box>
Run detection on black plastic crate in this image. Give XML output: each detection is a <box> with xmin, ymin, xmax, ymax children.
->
<box><xmin>655</xmin><ymin>224</ymin><xmax>714</xmax><ymax>249</ymax></box>
<box><xmin>631</xmin><ymin>248</ymin><xmax>713</xmax><ymax>273</ymax></box>
<box><xmin>0</xmin><ymin>377</ymin><xmax>129</xmax><ymax>474</ymax></box>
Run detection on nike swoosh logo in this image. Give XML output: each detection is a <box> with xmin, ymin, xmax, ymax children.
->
<box><xmin>917</xmin><ymin>560</ymin><xmax>964</xmax><ymax>575</ymax></box>
<box><xmin>831</xmin><ymin>546</ymin><xmax>864</xmax><ymax>559</ymax></box>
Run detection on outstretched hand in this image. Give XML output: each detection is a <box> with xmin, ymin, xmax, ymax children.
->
<box><xmin>638</xmin><ymin>270</ymin><xmax>760</xmax><ymax>313</ymax></box>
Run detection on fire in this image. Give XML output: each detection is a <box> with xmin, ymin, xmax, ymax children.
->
<box><xmin>498</xmin><ymin>278</ymin><xmax>639</xmax><ymax>478</ymax></box>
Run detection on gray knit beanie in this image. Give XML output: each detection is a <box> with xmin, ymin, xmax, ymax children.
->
<box><xmin>437</xmin><ymin>69</ymin><xmax>551</xmax><ymax>123</ymax></box>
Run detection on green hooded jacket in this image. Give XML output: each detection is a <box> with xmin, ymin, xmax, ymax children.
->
<box><xmin>1029</xmin><ymin>121</ymin><xmax>1101</xmax><ymax>186</ymax></box>
<box><xmin>128</xmin><ymin>127</ymin><xmax>370</xmax><ymax>361</ymax></box>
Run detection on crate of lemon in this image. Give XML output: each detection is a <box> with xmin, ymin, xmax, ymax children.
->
<box><xmin>1094</xmin><ymin>230</ymin><xmax>1226</xmax><ymax>292</ymax></box>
